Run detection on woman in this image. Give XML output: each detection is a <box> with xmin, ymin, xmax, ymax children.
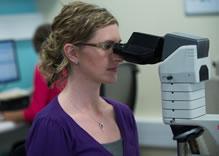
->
<box><xmin>26</xmin><ymin>1</ymin><xmax>139</xmax><ymax>156</ymax></box>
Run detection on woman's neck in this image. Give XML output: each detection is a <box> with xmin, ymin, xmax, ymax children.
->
<box><xmin>59</xmin><ymin>74</ymin><xmax>104</xmax><ymax>113</ymax></box>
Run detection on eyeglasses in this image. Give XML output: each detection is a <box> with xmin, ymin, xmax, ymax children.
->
<box><xmin>75</xmin><ymin>41</ymin><xmax>116</xmax><ymax>51</ymax></box>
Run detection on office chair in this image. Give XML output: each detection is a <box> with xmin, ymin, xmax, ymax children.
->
<box><xmin>100</xmin><ymin>63</ymin><xmax>139</xmax><ymax>111</ymax></box>
<box><xmin>9</xmin><ymin>140</ymin><xmax>26</xmax><ymax>156</ymax></box>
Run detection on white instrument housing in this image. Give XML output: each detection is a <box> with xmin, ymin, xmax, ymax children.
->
<box><xmin>159</xmin><ymin>34</ymin><xmax>219</xmax><ymax>151</ymax></box>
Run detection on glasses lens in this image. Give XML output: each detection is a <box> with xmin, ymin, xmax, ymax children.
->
<box><xmin>101</xmin><ymin>41</ymin><xmax>115</xmax><ymax>50</ymax></box>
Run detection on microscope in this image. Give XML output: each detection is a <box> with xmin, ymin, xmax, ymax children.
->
<box><xmin>113</xmin><ymin>32</ymin><xmax>219</xmax><ymax>156</ymax></box>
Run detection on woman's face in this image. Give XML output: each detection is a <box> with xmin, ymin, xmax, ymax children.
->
<box><xmin>75</xmin><ymin>24</ymin><xmax>123</xmax><ymax>84</ymax></box>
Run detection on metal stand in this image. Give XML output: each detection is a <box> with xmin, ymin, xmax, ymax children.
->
<box><xmin>171</xmin><ymin>125</ymin><xmax>204</xmax><ymax>156</ymax></box>
<box><xmin>177</xmin><ymin>142</ymin><xmax>189</xmax><ymax>156</ymax></box>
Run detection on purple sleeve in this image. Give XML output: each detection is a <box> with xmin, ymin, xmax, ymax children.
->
<box><xmin>129</xmin><ymin>112</ymin><xmax>140</xmax><ymax>155</ymax></box>
<box><xmin>115</xmin><ymin>101</ymin><xmax>140</xmax><ymax>156</ymax></box>
<box><xmin>106</xmin><ymin>98</ymin><xmax>140</xmax><ymax>156</ymax></box>
<box><xmin>26</xmin><ymin>118</ymin><xmax>73</xmax><ymax>156</ymax></box>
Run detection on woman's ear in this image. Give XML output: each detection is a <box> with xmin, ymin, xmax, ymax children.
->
<box><xmin>63</xmin><ymin>43</ymin><xmax>79</xmax><ymax>65</ymax></box>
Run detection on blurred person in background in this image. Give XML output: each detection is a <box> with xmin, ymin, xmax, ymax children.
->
<box><xmin>1</xmin><ymin>24</ymin><xmax>62</xmax><ymax>123</ymax></box>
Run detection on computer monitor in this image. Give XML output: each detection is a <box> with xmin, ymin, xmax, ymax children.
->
<box><xmin>0</xmin><ymin>40</ymin><xmax>19</xmax><ymax>84</ymax></box>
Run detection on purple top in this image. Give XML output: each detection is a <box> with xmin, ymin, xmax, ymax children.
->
<box><xmin>26</xmin><ymin>97</ymin><xmax>140</xmax><ymax>156</ymax></box>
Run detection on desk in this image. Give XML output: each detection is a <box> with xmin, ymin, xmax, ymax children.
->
<box><xmin>0</xmin><ymin>88</ymin><xmax>31</xmax><ymax>153</ymax></box>
<box><xmin>0</xmin><ymin>88</ymin><xmax>31</xmax><ymax>111</ymax></box>
<box><xmin>0</xmin><ymin>121</ymin><xmax>29</xmax><ymax>154</ymax></box>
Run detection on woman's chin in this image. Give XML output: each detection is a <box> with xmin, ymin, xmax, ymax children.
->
<box><xmin>102</xmin><ymin>76</ymin><xmax>117</xmax><ymax>84</ymax></box>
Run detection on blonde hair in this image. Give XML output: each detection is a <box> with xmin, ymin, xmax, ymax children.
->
<box><xmin>40</xmin><ymin>1</ymin><xmax>118</xmax><ymax>86</ymax></box>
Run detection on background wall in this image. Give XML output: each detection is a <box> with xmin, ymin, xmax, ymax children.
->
<box><xmin>0</xmin><ymin>0</ymin><xmax>215</xmax><ymax>155</ymax></box>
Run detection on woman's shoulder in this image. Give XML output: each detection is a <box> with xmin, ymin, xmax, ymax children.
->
<box><xmin>34</xmin><ymin>97</ymin><xmax>63</xmax><ymax>123</ymax></box>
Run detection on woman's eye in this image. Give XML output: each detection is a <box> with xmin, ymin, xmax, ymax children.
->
<box><xmin>102</xmin><ymin>42</ymin><xmax>114</xmax><ymax>50</ymax></box>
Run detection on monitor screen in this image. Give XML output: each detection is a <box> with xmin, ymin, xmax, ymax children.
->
<box><xmin>0</xmin><ymin>40</ymin><xmax>19</xmax><ymax>83</ymax></box>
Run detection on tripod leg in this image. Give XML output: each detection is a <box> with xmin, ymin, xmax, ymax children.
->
<box><xmin>188</xmin><ymin>139</ymin><xmax>200</xmax><ymax>154</ymax></box>
<box><xmin>177</xmin><ymin>142</ymin><xmax>190</xmax><ymax>156</ymax></box>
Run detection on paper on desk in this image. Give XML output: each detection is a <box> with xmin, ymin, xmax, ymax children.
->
<box><xmin>0</xmin><ymin>88</ymin><xmax>32</xmax><ymax>100</ymax></box>
<box><xmin>0</xmin><ymin>121</ymin><xmax>17</xmax><ymax>133</ymax></box>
